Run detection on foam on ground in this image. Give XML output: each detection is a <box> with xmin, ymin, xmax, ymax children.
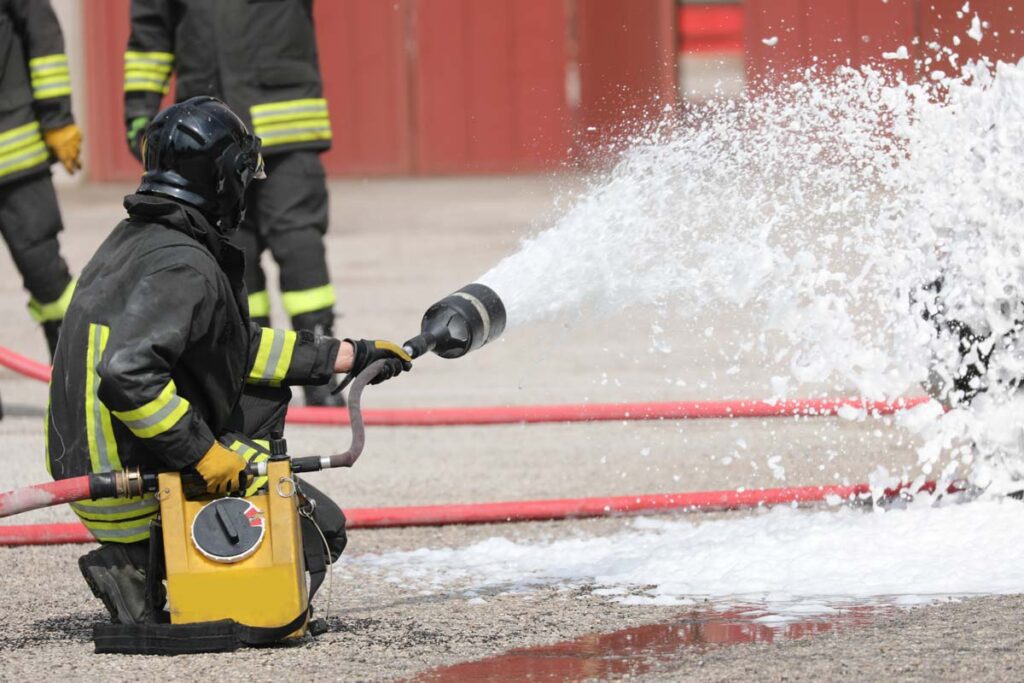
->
<box><xmin>347</xmin><ymin>499</ymin><xmax>1024</xmax><ymax>617</ymax></box>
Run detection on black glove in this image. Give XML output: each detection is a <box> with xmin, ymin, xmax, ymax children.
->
<box><xmin>345</xmin><ymin>338</ymin><xmax>413</xmax><ymax>385</ymax></box>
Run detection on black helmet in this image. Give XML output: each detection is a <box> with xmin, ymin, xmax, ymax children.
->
<box><xmin>137</xmin><ymin>96</ymin><xmax>265</xmax><ymax>233</ymax></box>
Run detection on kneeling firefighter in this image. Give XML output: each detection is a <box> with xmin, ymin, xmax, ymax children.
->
<box><xmin>45</xmin><ymin>96</ymin><xmax>412</xmax><ymax>625</ymax></box>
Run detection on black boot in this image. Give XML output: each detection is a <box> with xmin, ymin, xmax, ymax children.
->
<box><xmin>79</xmin><ymin>543</ymin><xmax>152</xmax><ymax>624</ymax></box>
<box><xmin>293</xmin><ymin>309</ymin><xmax>345</xmax><ymax>407</ymax></box>
<box><xmin>42</xmin><ymin>320</ymin><xmax>61</xmax><ymax>360</ymax></box>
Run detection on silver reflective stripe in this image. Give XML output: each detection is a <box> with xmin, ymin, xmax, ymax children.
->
<box><xmin>258</xmin><ymin>331</ymin><xmax>285</xmax><ymax>384</ymax></box>
<box><xmin>0</xmin><ymin>127</ymin><xmax>42</xmax><ymax>150</ymax></box>
<box><xmin>252</xmin><ymin>103</ymin><xmax>327</xmax><ymax>118</ymax></box>
<box><xmin>90</xmin><ymin>325</ymin><xmax>112</xmax><ymax>472</ymax></box>
<box><xmin>258</xmin><ymin>125</ymin><xmax>331</xmax><ymax>141</ymax></box>
<box><xmin>0</xmin><ymin>146</ymin><xmax>46</xmax><ymax>173</ymax></box>
<box><xmin>88</xmin><ymin>521</ymin><xmax>154</xmax><ymax>541</ymax></box>
<box><xmin>118</xmin><ymin>393</ymin><xmax>183</xmax><ymax>433</ymax></box>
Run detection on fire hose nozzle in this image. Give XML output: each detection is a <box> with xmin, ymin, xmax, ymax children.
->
<box><xmin>403</xmin><ymin>283</ymin><xmax>506</xmax><ymax>360</ymax></box>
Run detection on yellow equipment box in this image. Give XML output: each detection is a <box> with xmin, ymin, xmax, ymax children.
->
<box><xmin>158</xmin><ymin>459</ymin><xmax>308</xmax><ymax>637</ymax></box>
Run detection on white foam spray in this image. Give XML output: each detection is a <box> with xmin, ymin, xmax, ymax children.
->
<box><xmin>479</xmin><ymin>56</ymin><xmax>1024</xmax><ymax>491</ymax></box>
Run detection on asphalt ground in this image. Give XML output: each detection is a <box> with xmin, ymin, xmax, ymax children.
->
<box><xmin>0</xmin><ymin>176</ymin><xmax>1017</xmax><ymax>681</ymax></box>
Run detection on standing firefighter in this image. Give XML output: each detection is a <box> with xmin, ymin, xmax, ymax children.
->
<box><xmin>48</xmin><ymin>97</ymin><xmax>412</xmax><ymax>624</ymax></box>
<box><xmin>0</xmin><ymin>0</ymin><xmax>80</xmax><ymax>356</ymax></box>
<box><xmin>124</xmin><ymin>0</ymin><xmax>343</xmax><ymax>406</ymax></box>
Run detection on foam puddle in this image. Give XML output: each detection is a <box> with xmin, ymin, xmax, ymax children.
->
<box><xmin>345</xmin><ymin>499</ymin><xmax>1024</xmax><ymax>619</ymax></box>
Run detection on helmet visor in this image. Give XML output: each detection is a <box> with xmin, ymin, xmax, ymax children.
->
<box><xmin>239</xmin><ymin>135</ymin><xmax>266</xmax><ymax>183</ymax></box>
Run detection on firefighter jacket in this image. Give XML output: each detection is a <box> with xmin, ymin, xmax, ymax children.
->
<box><xmin>124</xmin><ymin>0</ymin><xmax>331</xmax><ymax>156</ymax></box>
<box><xmin>0</xmin><ymin>0</ymin><xmax>73</xmax><ymax>185</ymax></box>
<box><xmin>46</xmin><ymin>193</ymin><xmax>340</xmax><ymax>542</ymax></box>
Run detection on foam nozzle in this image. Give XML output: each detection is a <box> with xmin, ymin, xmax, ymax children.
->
<box><xmin>403</xmin><ymin>283</ymin><xmax>506</xmax><ymax>359</ymax></box>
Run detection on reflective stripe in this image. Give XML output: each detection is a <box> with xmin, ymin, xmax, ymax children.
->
<box><xmin>0</xmin><ymin>122</ymin><xmax>48</xmax><ymax>178</ymax></box>
<box><xmin>29</xmin><ymin>54</ymin><xmax>68</xmax><ymax>68</ymax></box>
<box><xmin>80</xmin><ymin>516</ymin><xmax>154</xmax><ymax>543</ymax></box>
<box><xmin>112</xmin><ymin>380</ymin><xmax>190</xmax><ymax>439</ymax></box>
<box><xmin>0</xmin><ymin>121</ymin><xmax>41</xmax><ymax>146</ymax></box>
<box><xmin>72</xmin><ymin>496</ymin><xmax>158</xmax><ymax>521</ymax></box>
<box><xmin>250</xmin><ymin>98</ymin><xmax>331</xmax><ymax>147</ymax></box>
<box><xmin>248</xmin><ymin>290</ymin><xmax>270</xmax><ymax>318</ymax></box>
<box><xmin>228</xmin><ymin>440</ymin><xmax>269</xmax><ymax>496</ymax></box>
<box><xmin>28</xmin><ymin>279</ymin><xmax>75</xmax><ymax>323</ymax></box>
<box><xmin>43</xmin><ymin>399</ymin><xmax>51</xmax><ymax>477</ymax></box>
<box><xmin>248</xmin><ymin>328</ymin><xmax>297</xmax><ymax>386</ymax></box>
<box><xmin>124</xmin><ymin>51</ymin><xmax>174</xmax><ymax>94</ymax></box>
<box><xmin>281</xmin><ymin>284</ymin><xmax>335</xmax><ymax>316</ymax></box>
<box><xmin>29</xmin><ymin>54</ymin><xmax>71</xmax><ymax>100</ymax></box>
<box><xmin>124</xmin><ymin>50</ymin><xmax>174</xmax><ymax>65</ymax></box>
<box><xmin>0</xmin><ymin>145</ymin><xmax>48</xmax><ymax>177</ymax></box>
<box><xmin>85</xmin><ymin>324</ymin><xmax>119</xmax><ymax>473</ymax></box>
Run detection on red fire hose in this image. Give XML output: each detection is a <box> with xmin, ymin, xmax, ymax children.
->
<box><xmin>0</xmin><ymin>344</ymin><xmax>930</xmax><ymax>426</ymax></box>
<box><xmin>0</xmin><ymin>477</ymin><xmax>92</xmax><ymax>518</ymax></box>
<box><xmin>0</xmin><ymin>480</ymin><xmax>951</xmax><ymax>547</ymax></box>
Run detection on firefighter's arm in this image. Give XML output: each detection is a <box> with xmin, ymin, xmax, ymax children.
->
<box><xmin>125</xmin><ymin>0</ymin><xmax>175</xmax><ymax>159</ymax></box>
<box><xmin>97</xmin><ymin>265</ymin><xmax>218</xmax><ymax>471</ymax></box>
<box><xmin>245</xmin><ymin>324</ymin><xmax>341</xmax><ymax>387</ymax></box>
<box><xmin>8</xmin><ymin>0</ymin><xmax>79</xmax><ymax>172</ymax></box>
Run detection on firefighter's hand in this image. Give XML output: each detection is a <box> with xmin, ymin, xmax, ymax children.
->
<box><xmin>343</xmin><ymin>339</ymin><xmax>413</xmax><ymax>385</ymax></box>
<box><xmin>193</xmin><ymin>441</ymin><xmax>247</xmax><ymax>494</ymax></box>
<box><xmin>43</xmin><ymin>124</ymin><xmax>82</xmax><ymax>174</ymax></box>
<box><xmin>126</xmin><ymin>116</ymin><xmax>150</xmax><ymax>161</ymax></box>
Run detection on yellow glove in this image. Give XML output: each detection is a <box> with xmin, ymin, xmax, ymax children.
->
<box><xmin>43</xmin><ymin>124</ymin><xmax>83</xmax><ymax>174</ymax></box>
<box><xmin>194</xmin><ymin>441</ymin><xmax>247</xmax><ymax>495</ymax></box>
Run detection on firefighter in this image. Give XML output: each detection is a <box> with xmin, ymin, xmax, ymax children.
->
<box><xmin>48</xmin><ymin>97</ymin><xmax>411</xmax><ymax>624</ymax></box>
<box><xmin>0</xmin><ymin>0</ymin><xmax>80</xmax><ymax>357</ymax></box>
<box><xmin>123</xmin><ymin>0</ymin><xmax>343</xmax><ymax>406</ymax></box>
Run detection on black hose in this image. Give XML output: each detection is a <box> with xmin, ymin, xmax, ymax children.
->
<box><xmin>316</xmin><ymin>359</ymin><xmax>388</xmax><ymax>469</ymax></box>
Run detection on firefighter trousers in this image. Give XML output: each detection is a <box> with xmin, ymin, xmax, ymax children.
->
<box><xmin>233</xmin><ymin>151</ymin><xmax>335</xmax><ymax>327</ymax></box>
<box><xmin>0</xmin><ymin>171</ymin><xmax>74</xmax><ymax>321</ymax></box>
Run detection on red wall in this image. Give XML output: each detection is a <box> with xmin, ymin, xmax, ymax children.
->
<box><xmin>576</xmin><ymin>0</ymin><xmax>678</xmax><ymax>138</ymax></box>
<box><xmin>85</xmin><ymin>0</ymin><xmax>677</xmax><ymax>180</ymax></box>
<box><xmin>413</xmin><ymin>0</ymin><xmax>570</xmax><ymax>173</ymax></box>
<box><xmin>745</xmin><ymin>0</ymin><xmax>1024</xmax><ymax>83</ymax></box>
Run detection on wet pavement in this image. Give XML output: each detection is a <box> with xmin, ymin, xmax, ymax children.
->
<box><xmin>413</xmin><ymin>605</ymin><xmax>889</xmax><ymax>681</ymax></box>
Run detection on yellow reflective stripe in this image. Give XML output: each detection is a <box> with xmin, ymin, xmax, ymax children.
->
<box><xmin>124</xmin><ymin>51</ymin><xmax>173</xmax><ymax>94</ymax></box>
<box><xmin>250</xmin><ymin>111</ymin><xmax>329</xmax><ymax>126</ymax></box>
<box><xmin>111</xmin><ymin>380</ymin><xmax>190</xmax><ymax>439</ymax></box>
<box><xmin>251</xmin><ymin>99</ymin><xmax>332</xmax><ymax>146</ymax></box>
<box><xmin>79</xmin><ymin>514</ymin><xmax>155</xmax><ymax>543</ymax></box>
<box><xmin>227</xmin><ymin>439</ymin><xmax>270</xmax><ymax>496</ymax></box>
<box><xmin>32</xmin><ymin>85</ymin><xmax>71</xmax><ymax>99</ymax></box>
<box><xmin>248</xmin><ymin>328</ymin><xmax>297</xmax><ymax>386</ymax></box>
<box><xmin>71</xmin><ymin>495</ymin><xmax>158</xmax><ymax>521</ymax></box>
<box><xmin>125</xmin><ymin>79</ymin><xmax>170</xmax><ymax>94</ymax></box>
<box><xmin>28</xmin><ymin>279</ymin><xmax>75</xmax><ymax>323</ymax></box>
<box><xmin>86</xmin><ymin>324</ymin><xmax>120</xmax><ymax>473</ymax></box>
<box><xmin>44</xmin><ymin>399</ymin><xmax>51</xmax><ymax>477</ymax></box>
<box><xmin>250</xmin><ymin>98</ymin><xmax>327</xmax><ymax>116</ymax></box>
<box><xmin>29</xmin><ymin>54</ymin><xmax>68</xmax><ymax>68</ymax></box>
<box><xmin>281</xmin><ymin>284</ymin><xmax>336</xmax><ymax>316</ymax></box>
<box><xmin>259</xmin><ymin>131</ymin><xmax>333</xmax><ymax>147</ymax></box>
<box><xmin>0</xmin><ymin>121</ymin><xmax>40</xmax><ymax>145</ymax></box>
<box><xmin>124</xmin><ymin>50</ymin><xmax>174</xmax><ymax>64</ymax></box>
<box><xmin>30</xmin><ymin>64</ymin><xmax>69</xmax><ymax>78</ymax></box>
<box><xmin>0</xmin><ymin>146</ymin><xmax>48</xmax><ymax>178</ymax></box>
<box><xmin>248</xmin><ymin>290</ymin><xmax>270</xmax><ymax>318</ymax></box>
